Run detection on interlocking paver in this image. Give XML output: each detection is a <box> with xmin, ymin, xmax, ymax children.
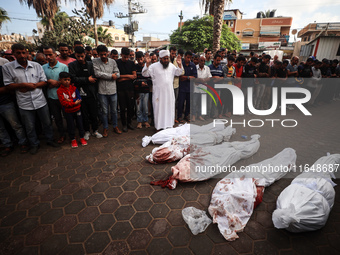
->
<box><xmin>0</xmin><ymin>103</ymin><xmax>339</xmax><ymax>254</ymax></box>
<box><xmin>109</xmin><ymin>221</ymin><xmax>133</xmax><ymax>240</ymax></box>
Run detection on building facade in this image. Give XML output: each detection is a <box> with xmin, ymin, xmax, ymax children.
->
<box><xmin>299</xmin><ymin>36</ymin><xmax>340</xmax><ymax>62</ymax></box>
<box><xmin>298</xmin><ymin>23</ymin><xmax>340</xmax><ymax>42</ymax></box>
<box><xmin>223</xmin><ymin>9</ymin><xmax>292</xmax><ymax>55</ymax></box>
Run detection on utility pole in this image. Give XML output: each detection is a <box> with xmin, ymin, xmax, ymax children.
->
<box><xmin>179</xmin><ymin>10</ymin><xmax>183</xmax><ymax>32</ymax></box>
<box><xmin>115</xmin><ymin>0</ymin><xmax>147</xmax><ymax>48</ymax></box>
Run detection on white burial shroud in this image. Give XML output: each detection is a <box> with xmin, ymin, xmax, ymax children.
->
<box><xmin>171</xmin><ymin>134</ymin><xmax>261</xmax><ymax>184</ymax></box>
<box><xmin>146</xmin><ymin>126</ymin><xmax>236</xmax><ymax>164</ymax></box>
<box><xmin>208</xmin><ymin>148</ymin><xmax>297</xmax><ymax>241</ymax></box>
<box><xmin>272</xmin><ymin>154</ymin><xmax>339</xmax><ymax>233</ymax></box>
<box><xmin>141</xmin><ymin>122</ymin><xmax>225</xmax><ymax>147</ymax></box>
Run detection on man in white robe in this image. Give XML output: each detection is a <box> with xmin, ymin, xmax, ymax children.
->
<box><xmin>142</xmin><ymin>50</ymin><xmax>183</xmax><ymax>130</ymax></box>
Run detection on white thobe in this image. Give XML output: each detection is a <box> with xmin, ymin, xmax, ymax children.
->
<box><xmin>142</xmin><ymin>62</ymin><xmax>183</xmax><ymax>130</ymax></box>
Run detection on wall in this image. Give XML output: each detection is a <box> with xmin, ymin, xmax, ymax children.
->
<box><xmin>316</xmin><ymin>37</ymin><xmax>340</xmax><ymax>61</ymax></box>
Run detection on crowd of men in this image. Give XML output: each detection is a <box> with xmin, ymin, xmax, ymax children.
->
<box><xmin>0</xmin><ymin>41</ymin><xmax>339</xmax><ymax>157</ymax></box>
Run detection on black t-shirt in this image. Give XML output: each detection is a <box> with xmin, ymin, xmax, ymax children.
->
<box><xmin>116</xmin><ymin>59</ymin><xmax>136</xmax><ymax>91</ymax></box>
<box><xmin>134</xmin><ymin>64</ymin><xmax>151</xmax><ymax>94</ymax></box>
<box><xmin>277</xmin><ymin>68</ymin><xmax>287</xmax><ymax>78</ymax></box>
<box><xmin>298</xmin><ymin>64</ymin><xmax>312</xmax><ymax>78</ymax></box>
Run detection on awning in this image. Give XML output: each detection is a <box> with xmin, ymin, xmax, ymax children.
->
<box><xmin>260</xmin><ymin>26</ymin><xmax>280</xmax><ymax>36</ymax></box>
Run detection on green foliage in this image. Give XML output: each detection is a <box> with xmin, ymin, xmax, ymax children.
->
<box><xmin>0</xmin><ymin>7</ymin><xmax>11</xmax><ymax>30</ymax></box>
<box><xmin>35</xmin><ymin>8</ymin><xmax>94</xmax><ymax>48</ymax></box>
<box><xmin>89</xmin><ymin>26</ymin><xmax>114</xmax><ymax>46</ymax></box>
<box><xmin>16</xmin><ymin>38</ymin><xmax>37</xmax><ymax>52</ymax></box>
<box><xmin>170</xmin><ymin>15</ymin><xmax>240</xmax><ymax>53</ymax></box>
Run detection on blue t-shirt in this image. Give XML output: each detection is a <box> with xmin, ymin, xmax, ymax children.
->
<box><xmin>42</xmin><ymin>61</ymin><xmax>69</xmax><ymax>100</ymax></box>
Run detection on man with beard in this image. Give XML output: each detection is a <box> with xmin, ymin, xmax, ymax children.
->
<box><xmin>142</xmin><ymin>50</ymin><xmax>183</xmax><ymax>130</ymax></box>
<box><xmin>2</xmin><ymin>44</ymin><xmax>59</xmax><ymax>154</ymax></box>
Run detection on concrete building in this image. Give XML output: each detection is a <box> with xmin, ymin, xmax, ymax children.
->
<box><xmin>299</xmin><ymin>36</ymin><xmax>340</xmax><ymax>62</ymax></box>
<box><xmin>298</xmin><ymin>22</ymin><xmax>340</xmax><ymax>42</ymax></box>
<box><xmin>223</xmin><ymin>9</ymin><xmax>292</xmax><ymax>55</ymax></box>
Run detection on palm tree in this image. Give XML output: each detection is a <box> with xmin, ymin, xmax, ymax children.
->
<box><xmin>40</xmin><ymin>10</ymin><xmax>68</xmax><ymax>30</ymax></box>
<box><xmin>0</xmin><ymin>7</ymin><xmax>11</xmax><ymax>31</ymax></box>
<box><xmin>260</xmin><ymin>9</ymin><xmax>276</xmax><ymax>18</ymax></box>
<box><xmin>200</xmin><ymin>1</ymin><xmax>233</xmax><ymax>54</ymax></box>
<box><xmin>19</xmin><ymin>0</ymin><xmax>59</xmax><ymax>30</ymax></box>
<box><xmin>90</xmin><ymin>26</ymin><xmax>114</xmax><ymax>46</ymax></box>
<box><xmin>83</xmin><ymin>0</ymin><xmax>115</xmax><ymax>46</ymax></box>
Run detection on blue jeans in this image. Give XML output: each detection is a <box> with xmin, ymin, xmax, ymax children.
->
<box><xmin>98</xmin><ymin>94</ymin><xmax>117</xmax><ymax>129</ymax></box>
<box><xmin>136</xmin><ymin>93</ymin><xmax>149</xmax><ymax>123</ymax></box>
<box><xmin>0</xmin><ymin>102</ymin><xmax>27</xmax><ymax>147</ymax></box>
<box><xmin>64</xmin><ymin>110</ymin><xmax>85</xmax><ymax>140</ymax></box>
<box><xmin>19</xmin><ymin>104</ymin><xmax>54</xmax><ymax>146</ymax></box>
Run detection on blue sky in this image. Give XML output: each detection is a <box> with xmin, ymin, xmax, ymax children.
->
<box><xmin>1</xmin><ymin>0</ymin><xmax>340</xmax><ymax>41</ymax></box>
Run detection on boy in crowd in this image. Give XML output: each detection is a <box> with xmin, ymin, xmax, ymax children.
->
<box><xmin>57</xmin><ymin>72</ymin><xmax>87</xmax><ymax>148</ymax></box>
<box><xmin>69</xmin><ymin>46</ymin><xmax>102</xmax><ymax>140</ymax></box>
<box><xmin>134</xmin><ymin>51</ymin><xmax>151</xmax><ymax>128</ymax></box>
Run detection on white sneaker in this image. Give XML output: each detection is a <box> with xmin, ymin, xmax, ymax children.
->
<box><xmin>84</xmin><ymin>131</ymin><xmax>91</xmax><ymax>140</ymax></box>
<box><xmin>93</xmin><ymin>130</ymin><xmax>103</xmax><ymax>138</ymax></box>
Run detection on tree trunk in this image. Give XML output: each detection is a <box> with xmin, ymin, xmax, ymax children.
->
<box><xmin>48</xmin><ymin>17</ymin><xmax>54</xmax><ymax>31</ymax></box>
<box><xmin>92</xmin><ymin>1</ymin><xmax>98</xmax><ymax>47</ymax></box>
<box><xmin>93</xmin><ymin>17</ymin><xmax>98</xmax><ymax>46</ymax></box>
<box><xmin>212</xmin><ymin>0</ymin><xmax>225</xmax><ymax>55</ymax></box>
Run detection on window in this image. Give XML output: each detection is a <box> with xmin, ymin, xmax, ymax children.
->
<box><xmin>230</xmin><ymin>21</ymin><xmax>234</xmax><ymax>27</ymax></box>
<box><xmin>242</xmin><ymin>30</ymin><xmax>254</xmax><ymax>37</ymax></box>
<box><xmin>122</xmin><ymin>37</ymin><xmax>125</xmax><ymax>41</ymax></box>
<box><xmin>115</xmin><ymin>36</ymin><xmax>119</xmax><ymax>41</ymax></box>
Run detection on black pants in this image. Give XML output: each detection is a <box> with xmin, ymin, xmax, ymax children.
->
<box><xmin>64</xmin><ymin>110</ymin><xmax>85</xmax><ymax>140</ymax></box>
<box><xmin>81</xmin><ymin>97</ymin><xmax>99</xmax><ymax>132</ymax></box>
<box><xmin>149</xmin><ymin>92</ymin><xmax>154</xmax><ymax>122</ymax></box>
<box><xmin>48</xmin><ymin>98</ymin><xmax>65</xmax><ymax>137</ymax></box>
<box><xmin>118</xmin><ymin>90</ymin><xmax>134</xmax><ymax>126</ymax></box>
<box><xmin>177</xmin><ymin>92</ymin><xmax>190</xmax><ymax>119</ymax></box>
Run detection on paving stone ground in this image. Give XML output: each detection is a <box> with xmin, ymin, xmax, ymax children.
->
<box><xmin>0</xmin><ymin>102</ymin><xmax>340</xmax><ymax>255</ymax></box>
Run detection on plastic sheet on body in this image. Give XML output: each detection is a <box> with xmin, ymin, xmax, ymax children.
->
<box><xmin>182</xmin><ymin>207</ymin><xmax>212</xmax><ymax>235</ymax></box>
<box><xmin>141</xmin><ymin>122</ymin><xmax>225</xmax><ymax>147</ymax></box>
<box><xmin>208</xmin><ymin>148</ymin><xmax>297</xmax><ymax>241</ymax></box>
<box><xmin>272</xmin><ymin>154</ymin><xmax>339</xmax><ymax>233</ymax></box>
<box><xmin>145</xmin><ymin>126</ymin><xmax>236</xmax><ymax>164</ymax></box>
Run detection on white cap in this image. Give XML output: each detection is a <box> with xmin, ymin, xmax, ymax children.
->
<box><xmin>159</xmin><ymin>50</ymin><xmax>170</xmax><ymax>58</ymax></box>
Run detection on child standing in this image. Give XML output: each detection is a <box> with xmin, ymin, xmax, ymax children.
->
<box><xmin>57</xmin><ymin>72</ymin><xmax>87</xmax><ymax>148</ymax></box>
